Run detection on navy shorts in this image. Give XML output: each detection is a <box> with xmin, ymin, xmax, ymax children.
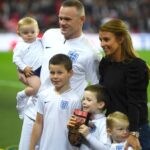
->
<box><xmin>33</xmin><ymin>66</ymin><xmax>41</xmax><ymax>77</ymax></box>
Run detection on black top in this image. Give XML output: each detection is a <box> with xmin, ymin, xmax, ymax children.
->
<box><xmin>99</xmin><ymin>57</ymin><xmax>149</xmax><ymax>131</ymax></box>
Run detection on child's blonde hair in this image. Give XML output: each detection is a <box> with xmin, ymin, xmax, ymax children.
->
<box><xmin>106</xmin><ymin>111</ymin><xmax>129</xmax><ymax>129</ymax></box>
<box><xmin>17</xmin><ymin>17</ymin><xmax>39</xmax><ymax>33</ymax></box>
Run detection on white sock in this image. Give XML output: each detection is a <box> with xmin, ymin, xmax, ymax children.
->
<box><xmin>18</xmin><ymin>90</ymin><xmax>27</xmax><ymax>98</ymax></box>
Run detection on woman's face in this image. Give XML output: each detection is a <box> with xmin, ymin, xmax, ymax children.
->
<box><xmin>99</xmin><ymin>31</ymin><xmax>122</xmax><ymax>61</ymax></box>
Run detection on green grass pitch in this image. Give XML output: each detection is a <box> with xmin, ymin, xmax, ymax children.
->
<box><xmin>0</xmin><ymin>51</ymin><xmax>150</xmax><ymax>149</ymax></box>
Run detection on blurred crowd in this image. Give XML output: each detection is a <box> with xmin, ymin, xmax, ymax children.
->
<box><xmin>0</xmin><ymin>0</ymin><xmax>150</xmax><ymax>33</ymax></box>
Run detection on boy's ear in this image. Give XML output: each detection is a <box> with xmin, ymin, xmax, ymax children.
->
<box><xmin>107</xmin><ymin>128</ymin><xmax>112</xmax><ymax>136</ymax></box>
<box><xmin>98</xmin><ymin>101</ymin><xmax>105</xmax><ymax>110</ymax></box>
<box><xmin>69</xmin><ymin>70</ymin><xmax>74</xmax><ymax>77</ymax></box>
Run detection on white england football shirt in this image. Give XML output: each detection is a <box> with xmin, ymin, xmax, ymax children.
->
<box><xmin>25</xmin><ymin>28</ymin><xmax>101</xmax><ymax>120</ymax></box>
<box><xmin>37</xmin><ymin>87</ymin><xmax>81</xmax><ymax>150</ymax></box>
<box><xmin>80</xmin><ymin>114</ymin><xmax>111</xmax><ymax>150</ymax></box>
<box><xmin>13</xmin><ymin>38</ymin><xmax>43</xmax><ymax>71</ymax></box>
<box><xmin>110</xmin><ymin>142</ymin><xmax>133</xmax><ymax>150</ymax></box>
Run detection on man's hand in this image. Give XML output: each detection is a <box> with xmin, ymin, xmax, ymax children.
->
<box><xmin>125</xmin><ymin>134</ymin><xmax>141</xmax><ymax>150</ymax></box>
<box><xmin>67</xmin><ymin>115</ymin><xmax>77</xmax><ymax>129</ymax></box>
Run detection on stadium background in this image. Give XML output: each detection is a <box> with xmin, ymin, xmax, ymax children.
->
<box><xmin>0</xmin><ymin>0</ymin><xmax>150</xmax><ymax>149</ymax></box>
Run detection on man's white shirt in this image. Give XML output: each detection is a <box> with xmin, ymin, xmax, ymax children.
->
<box><xmin>25</xmin><ymin>28</ymin><xmax>101</xmax><ymax>120</ymax></box>
<box><xmin>41</xmin><ymin>29</ymin><xmax>100</xmax><ymax>94</ymax></box>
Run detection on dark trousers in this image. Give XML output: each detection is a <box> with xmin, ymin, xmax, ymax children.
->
<box><xmin>139</xmin><ymin>123</ymin><xmax>150</xmax><ymax>150</ymax></box>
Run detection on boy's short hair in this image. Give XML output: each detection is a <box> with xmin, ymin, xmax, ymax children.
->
<box><xmin>106</xmin><ymin>111</ymin><xmax>129</xmax><ymax>129</ymax></box>
<box><xmin>49</xmin><ymin>54</ymin><xmax>72</xmax><ymax>71</ymax></box>
<box><xmin>85</xmin><ymin>84</ymin><xmax>108</xmax><ymax>110</ymax></box>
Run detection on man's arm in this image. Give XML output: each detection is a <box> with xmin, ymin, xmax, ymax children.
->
<box><xmin>30</xmin><ymin>112</ymin><xmax>43</xmax><ymax>150</ymax></box>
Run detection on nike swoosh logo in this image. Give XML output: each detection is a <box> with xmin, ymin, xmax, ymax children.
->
<box><xmin>45</xmin><ymin>46</ymin><xmax>51</xmax><ymax>49</ymax></box>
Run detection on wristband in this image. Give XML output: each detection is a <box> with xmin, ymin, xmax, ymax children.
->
<box><xmin>130</xmin><ymin>132</ymin><xmax>139</xmax><ymax>138</ymax></box>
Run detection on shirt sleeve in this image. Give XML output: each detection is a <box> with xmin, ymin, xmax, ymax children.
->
<box><xmin>85</xmin><ymin>119</ymin><xmax>111</xmax><ymax>150</ymax></box>
<box><xmin>13</xmin><ymin>42</ymin><xmax>28</xmax><ymax>71</ymax></box>
<box><xmin>37</xmin><ymin>93</ymin><xmax>45</xmax><ymax>115</ymax></box>
<box><xmin>126</xmin><ymin>58</ymin><xmax>149</xmax><ymax>131</ymax></box>
<box><xmin>85</xmin><ymin>48</ymin><xmax>101</xmax><ymax>85</ymax></box>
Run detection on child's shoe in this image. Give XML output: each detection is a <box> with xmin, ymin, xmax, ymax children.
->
<box><xmin>16</xmin><ymin>92</ymin><xmax>28</xmax><ymax>119</ymax></box>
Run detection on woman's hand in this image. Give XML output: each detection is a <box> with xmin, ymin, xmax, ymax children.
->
<box><xmin>125</xmin><ymin>134</ymin><xmax>141</xmax><ymax>150</ymax></box>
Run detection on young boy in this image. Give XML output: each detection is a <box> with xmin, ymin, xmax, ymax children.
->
<box><xmin>13</xmin><ymin>17</ymin><xmax>43</xmax><ymax>119</ymax></box>
<box><xmin>106</xmin><ymin>111</ymin><xmax>133</xmax><ymax>150</ymax></box>
<box><xmin>68</xmin><ymin>84</ymin><xmax>111</xmax><ymax>150</ymax></box>
<box><xmin>30</xmin><ymin>54</ymin><xmax>81</xmax><ymax>150</ymax></box>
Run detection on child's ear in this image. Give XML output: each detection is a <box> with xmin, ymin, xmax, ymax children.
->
<box><xmin>69</xmin><ymin>70</ymin><xmax>74</xmax><ymax>77</ymax></box>
<box><xmin>98</xmin><ymin>101</ymin><xmax>105</xmax><ymax>110</ymax></box>
<box><xmin>16</xmin><ymin>29</ymin><xmax>20</xmax><ymax>35</ymax></box>
<box><xmin>107</xmin><ymin>128</ymin><xmax>112</xmax><ymax>136</ymax></box>
<box><xmin>37</xmin><ymin>28</ymin><xmax>40</xmax><ymax>36</ymax></box>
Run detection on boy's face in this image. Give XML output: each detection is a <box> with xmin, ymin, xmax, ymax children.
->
<box><xmin>49</xmin><ymin>64</ymin><xmax>73</xmax><ymax>91</ymax></box>
<box><xmin>18</xmin><ymin>24</ymin><xmax>39</xmax><ymax>43</ymax></box>
<box><xmin>108</xmin><ymin>120</ymin><xmax>129</xmax><ymax>143</ymax></box>
<box><xmin>82</xmin><ymin>91</ymin><xmax>104</xmax><ymax>114</ymax></box>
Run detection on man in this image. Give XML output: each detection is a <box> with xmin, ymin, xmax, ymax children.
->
<box><xmin>18</xmin><ymin>0</ymin><xmax>100</xmax><ymax>149</ymax></box>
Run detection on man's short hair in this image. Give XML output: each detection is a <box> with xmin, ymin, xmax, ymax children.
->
<box><xmin>61</xmin><ymin>0</ymin><xmax>85</xmax><ymax>16</ymax></box>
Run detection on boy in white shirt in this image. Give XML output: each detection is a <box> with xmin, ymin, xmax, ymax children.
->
<box><xmin>13</xmin><ymin>17</ymin><xmax>43</xmax><ymax>119</ymax></box>
<box><xmin>106</xmin><ymin>111</ymin><xmax>133</xmax><ymax>150</ymax></box>
<box><xmin>68</xmin><ymin>84</ymin><xmax>111</xmax><ymax>150</ymax></box>
<box><xmin>30</xmin><ymin>54</ymin><xmax>81</xmax><ymax>150</ymax></box>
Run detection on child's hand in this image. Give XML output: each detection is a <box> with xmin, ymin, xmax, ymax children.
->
<box><xmin>78</xmin><ymin>124</ymin><xmax>90</xmax><ymax>137</ymax></box>
<box><xmin>24</xmin><ymin>66</ymin><xmax>34</xmax><ymax>77</ymax></box>
<box><xmin>67</xmin><ymin>115</ymin><xmax>77</xmax><ymax>129</ymax></box>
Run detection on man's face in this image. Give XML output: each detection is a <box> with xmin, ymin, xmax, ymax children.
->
<box><xmin>58</xmin><ymin>6</ymin><xmax>85</xmax><ymax>39</ymax></box>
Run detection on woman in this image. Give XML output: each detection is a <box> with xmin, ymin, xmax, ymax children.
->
<box><xmin>99</xmin><ymin>19</ymin><xmax>150</xmax><ymax>150</ymax></box>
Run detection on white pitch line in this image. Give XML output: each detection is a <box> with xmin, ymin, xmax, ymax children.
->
<box><xmin>0</xmin><ymin>80</ymin><xmax>150</xmax><ymax>107</ymax></box>
<box><xmin>0</xmin><ymin>80</ymin><xmax>24</xmax><ymax>88</ymax></box>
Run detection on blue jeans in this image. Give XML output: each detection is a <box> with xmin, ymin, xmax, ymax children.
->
<box><xmin>139</xmin><ymin>123</ymin><xmax>150</xmax><ymax>150</ymax></box>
